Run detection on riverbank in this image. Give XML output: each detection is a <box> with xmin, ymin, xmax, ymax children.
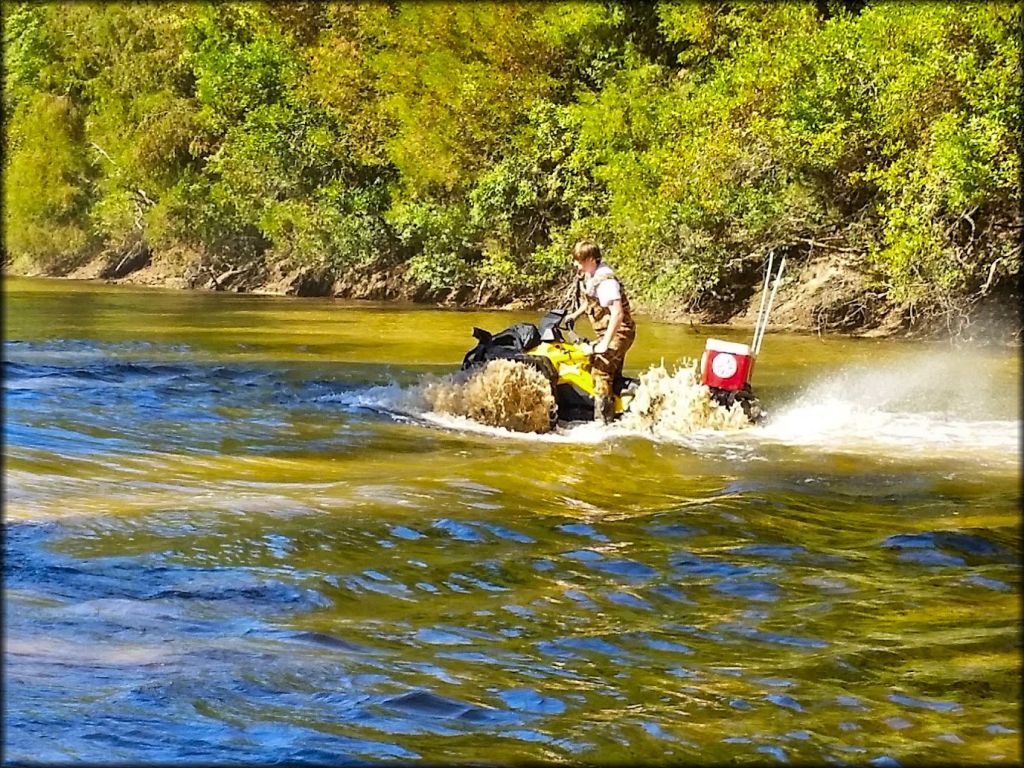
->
<box><xmin>9</xmin><ymin>245</ymin><xmax>1020</xmax><ymax>345</ymax></box>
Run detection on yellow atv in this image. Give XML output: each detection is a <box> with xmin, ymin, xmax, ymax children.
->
<box><xmin>461</xmin><ymin>309</ymin><xmax>638</xmax><ymax>425</ymax></box>
<box><xmin>461</xmin><ymin>255</ymin><xmax>786</xmax><ymax>429</ymax></box>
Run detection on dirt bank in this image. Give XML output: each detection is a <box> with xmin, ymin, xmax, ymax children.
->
<box><xmin>30</xmin><ymin>247</ymin><xmax>1021</xmax><ymax>344</ymax></box>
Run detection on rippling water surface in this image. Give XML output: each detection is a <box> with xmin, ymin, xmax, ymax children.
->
<box><xmin>4</xmin><ymin>277</ymin><xmax>1020</xmax><ymax>764</ymax></box>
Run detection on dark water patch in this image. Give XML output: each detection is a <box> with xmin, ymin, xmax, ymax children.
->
<box><xmin>835</xmin><ymin>694</ymin><xmax>868</xmax><ymax>709</ymax></box>
<box><xmin>755</xmin><ymin>677</ymin><xmax>798</xmax><ymax>688</ymax></box>
<box><xmin>896</xmin><ymin>549</ymin><xmax>966</xmax><ymax>568</ymax></box>
<box><xmin>389</xmin><ymin>524</ymin><xmax>426</xmax><ymax>540</ymax></box>
<box><xmin>4</xmin><ymin>358</ymin><xmax>241</xmax><ymax>396</ymax></box>
<box><xmin>669</xmin><ymin>551</ymin><xmax>784</xmax><ymax>580</ymax></box>
<box><xmin>765</xmin><ymin>692</ymin><xmax>804</xmax><ymax>712</ymax></box>
<box><xmin>755</xmin><ymin>743</ymin><xmax>789</xmax><ymax>761</ymax></box>
<box><xmin>396</xmin><ymin>661</ymin><xmax>462</xmax><ymax>685</ymax></box>
<box><xmin>960</xmin><ymin>574</ymin><xmax>1012</xmax><ymax>592</ymax></box>
<box><xmin>434</xmin><ymin>651</ymin><xmax>509</xmax><ymax>667</ymax></box>
<box><xmin>449</xmin><ymin>571</ymin><xmax>509</xmax><ymax>592</ymax></box>
<box><xmin>887</xmin><ymin>692</ymin><xmax>962</xmax><ymax>713</ymax></box>
<box><xmin>150</xmin><ymin>578</ymin><xmax>328</xmax><ymax>611</ymax></box>
<box><xmin>478</xmin><ymin>522</ymin><xmax>535</xmax><ymax>543</ymax></box>
<box><xmin>723</xmin><ymin>479</ymin><xmax>774</xmax><ymax>494</ymax></box>
<box><xmin>382</xmin><ymin>690</ymin><xmax>481</xmax><ymax>719</ymax></box>
<box><xmin>730</xmin><ymin>543</ymin><xmax>808</xmax><ymax>560</ymax></box>
<box><xmin>712</xmin><ymin>577</ymin><xmax>783</xmax><ymax>602</ymax></box>
<box><xmin>668</xmin><ymin>623</ymin><xmax>730</xmax><ymax>644</ymax></box>
<box><xmin>287</xmin><ymin>631</ymin><xmax>377</xmax><ymax>654</ymax></box>
<box><xmin>868</xmin><ymin>756</ymin><xmax>902</xmax><ymax>768</ymax></box>
<box><xmin>718</xmin><ymin>623</ymin><xmax>829</xmax><ymax>649</ymax></box>
<box><xmin>604</xmin><ymin>589</ymin><xmax>653</xmax><ymax>610</ymax></box>
<box><xmin>881</xmin><ymin>530</ymin><xmax>1016</xmax><ymax>565</ymax></box>
<box><xmin>536</xmin><ymin>635</ymin><xmax>631</xmax><ymax>662</ymax></box>
<box><xmin>646</xmin><ymin>584</ymin><xmax>696</xmax><ymax>604</ymax></box>
<box><xmin>339</xmin><ymin>573</ymin><xmax>414</xmax><ymax>599</ymax></box>
<box><xmin>497</xmin><ymin>688</ymin><xmax>567</xmax><ymax>715</ymax></box>
<box><xmin>502</xmin><ymin>604</ymin><xmax>535</xmax><ymax>619</ymax></box>
<box><xmin>457</xmin><ymin>706</ymin><xmax>522</xmax><ymax>726</ymax></box>
<box><xmin>646</xmin><ymin>521</ymin><xmax>704</xmax><ymax>538</ymax></box>
<box><xmin>431</xmin><ymin>518</ymin><xmax>485</xmax><ymax>542</ymax></box>
<box><xmin>4</xmin><ymin>421</ymin><xmax>142</xmax><ymax>456</ymax></box>
<box><xmin>414</xmin><ymin>628</ymin><xmax>474</xmax><ymax>646</ymax></box>
<box><xmin>562</xmin><ymin>548</ymin><xmax>604</xmax><ymax>562</ymax></box>
<box><xmin>588</xmin><ymin>558</ymin><xmax>659</xmax><ymax>582</ymax></box>
<box><xmin>558</xmin><ymin>522</ymin><xmax>610</xmax><ymax>541</ymax></box>
<box><xmin>3</xmin><ymin>519</ymin><xmax>66</xmax><ymax>549</ymax></box>
<box><xmin>627</xmin><ymin>633</ymin><xmax>694</xmax><ymax>656</ymax></box>
<box><xmin>4</xmin><ymin>349</ymin><xmax>380</xmax><ymax>458</ymax></box>
<box><xmin>563</xmin><ymin>589</ymin><xmax>600</xmax><ymax>609</ymax></box>
<box><xmin>885</xmin><ymin>715</ymin><xmax>914</xmax><ymax>730</ymax></box>
<box><xmin>985</xmin><ymin>723</ymin><xmax>1017</xmax><ymax>734</ymax></box>
<box><xmin>7</xmin><ymin>536</ymin><xmax>328</xmax><ymax>620</ymax></box>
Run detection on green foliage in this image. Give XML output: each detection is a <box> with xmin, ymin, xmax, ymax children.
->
<box><xmin>3</xmin><ymin>92</ymin><xmax>94</xmax><ymax>272</ymax></box>
<box><xmin>2</xmin><ymin>1</ymin><xmax>1019</xmax><ymax>327</ymax></box>
<box><xmin>854</xmin><ymin>2</ymin><xmax>1023</xmax><ymax>311</ymax></box>
<box><xmin>2</xmin><ymin>3</ymin><xmax>54</xmax><ymax>111</ymax></box>
<box><xmin>371</xmin><ymin>3</ymin><xmax>559</xmax><ymax>195</ymax></box>
<box><xmin>388</xmin><ymin>198</ymin><xmax>478</xmax><ymax>291</ymax></box>
<box><xmin>189</xmin><ymin>5</ymin><xmax>300</xmax><ymax>133</ymax></box>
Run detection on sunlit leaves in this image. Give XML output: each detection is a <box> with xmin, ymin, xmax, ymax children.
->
<box><xmin>1</xmin><ymin>0</ymin><xmax>1018</xmax><ymax>319</ymax></box>
<box><xmin>372</xmin><ymin>3</ymin><xmax>558</xmax><ymax>194</ymax></box>
<box><xmin>3</xmin><ymin>93</ymin><xmax>94</xmax><ymax>270</ymax></box>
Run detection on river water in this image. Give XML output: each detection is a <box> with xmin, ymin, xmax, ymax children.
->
<box><xmin>3</xmin><ymin>276</ymin><xmax>1020</xmax><ymax>764</ymax></box>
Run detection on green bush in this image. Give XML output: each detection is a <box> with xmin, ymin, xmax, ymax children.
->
<box><xmin>3</xmin><ymin>92</ymin><xmax>95</xmax><ymax>272</ymax></box>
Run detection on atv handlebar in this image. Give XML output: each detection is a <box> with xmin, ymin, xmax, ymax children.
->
<box><xmin>539</xmin><ymin>308</ymin><xmax>589</xmax><ymax>345</ymax></box>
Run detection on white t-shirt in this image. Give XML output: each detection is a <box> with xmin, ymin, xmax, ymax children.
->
<box><xmin>586</xmin><ymin>263</ymin><xmax>622</xmax><ymax>307</ymax></box>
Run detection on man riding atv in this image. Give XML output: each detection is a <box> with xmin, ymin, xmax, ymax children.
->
<box><xmin>566</xmin><ymin>239</ymin><xmax>636</xmax><ymax>424</ymax></box>
<box><xmin>460</xmin><ymin>239</ymin><xmax>640</xmax><ymax>428</ymax></box>
<box><xmin>459</xmin><ymin>308</ymin><xmax>638</xmax><ymax>428</ymax></box>
<box><xmin>459</xmin><ymin>240</ymin><xmax>769</xmax><ymax>430</ymax></box>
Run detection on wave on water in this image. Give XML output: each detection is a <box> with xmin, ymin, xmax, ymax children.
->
<box><xmin>755</xmin><ymin>349</ymin><xmax>1020</xmax><ymax>461</ymax></box>
<box><xmin>4</xmin><ymin>338</ymin><xmax>1016</xmax><ymax>466</ymax></box>
<box><xmin>344</xmin><ymin>358</ymin><xmax>750</xmax><ymax>442</ymax></box>
<box><xmin>344</xmin><ymin>349</ymin><xmax>1019</xmax><ymax>463</ymax></box>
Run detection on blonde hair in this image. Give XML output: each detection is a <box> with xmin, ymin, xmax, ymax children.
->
<box><xmin>573</xmin><ymin>239</ymin><xmax>602</xmax><ymax>263</ymax></box>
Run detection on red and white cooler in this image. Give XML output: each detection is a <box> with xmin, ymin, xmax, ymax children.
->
<box><xmin>700</xmin><ymin>338</ymin><xmax>754</xmax><ymax>391</ymax></box>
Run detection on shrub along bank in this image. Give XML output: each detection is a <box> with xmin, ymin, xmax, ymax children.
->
<box><xmin>3</xmin><ymin>2</ymin><xmax>1021</xmax><ymax>336</ymax></box>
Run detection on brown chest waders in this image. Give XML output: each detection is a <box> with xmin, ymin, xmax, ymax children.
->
<box><xmin>583</xmin><ymin>273</ymin><xmax>636</xmax><ymax>423</ymax></box>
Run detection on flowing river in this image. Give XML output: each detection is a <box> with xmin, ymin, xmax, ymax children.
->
<box><xmin>4</xmin><ymin>276</ymin><xmax>1020</xmax><ymax>764</ymax></box>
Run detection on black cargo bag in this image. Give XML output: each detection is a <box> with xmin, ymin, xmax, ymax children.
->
<box><xmin>460</xmin><ymin>322</ymin><xmax>542</xmax><ymax>370</ymax></box>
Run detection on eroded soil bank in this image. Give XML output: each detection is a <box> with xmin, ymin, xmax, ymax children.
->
<box><xmin>14</xmin><ymin>247</ymin><xmax>1021</xmax><ymax>344</ymax></box>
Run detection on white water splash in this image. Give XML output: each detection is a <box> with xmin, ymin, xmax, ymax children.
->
<box><xmin>325</xmin><ymin>348</ymin><xmax>1019</xmax><ymax>462</ymax></box>
<box><xmin>757</xmin><ymin>349</ymin><xmax>1020</xmax><ymax>461</ymax></box>
<box><xmin>407</xmin><ymin>358</ymin><xmax>753</xmax><ymax>438</ymax></box>
<box><xmin>413</xmin><ymin>359</ymin><xmax>557</xmax><ymax>434</ymax></box>
<box><xmin>337</xmin><ymin>358</ymin><xmax>750</xmax><ymax>441</ymax></box>
<box><xmin>618</xmin><ymin>360</ymin><xmax>750</xmax><ymax>436</ymax></box>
